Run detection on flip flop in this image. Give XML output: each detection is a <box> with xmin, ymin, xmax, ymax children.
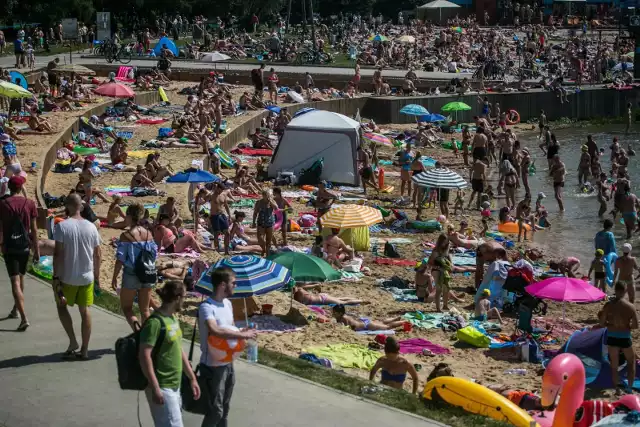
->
<box><xmin>75</xmin><ymin>353</ymin><xmax>90</xmax><ymax>361</ymax></box>
<box><xmin>61</xmin><ymin>350</ymin><xmax>79</xmax><ymax>360</ymax></box>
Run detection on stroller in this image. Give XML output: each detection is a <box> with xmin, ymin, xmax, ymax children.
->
<box><xmin>502</xmin><ymin>267</ymin><xmax>548</xmax><ymax>316</ymax></box>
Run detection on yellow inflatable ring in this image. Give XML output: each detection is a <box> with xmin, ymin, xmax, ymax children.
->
<box><xmin>506</xmin><ymin>109</ymin><xmax>520</xmax><ymax>125</ymax></box>
<box><xmin>497</xmin><ymin>221</ymin><xmax>531</xmax><ymax>234</ymax></box>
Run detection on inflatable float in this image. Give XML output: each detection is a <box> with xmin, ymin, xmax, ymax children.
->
<box><xmin>30</xmin><ymin>256</ymin><xmax>54</xmax><ymax>280</ymax></box>
<box><xmin>604</xmin><ymin>252</ymin><xmax>617</xmax><ymax>286</ymax></box>
<box><xmin>158</xmin><ymin>86</ymin><xmax>169</xmax><ymax>103</ymax></box>
<box><xmin>506</xmin><ymin>109</ymin><xmax>520</xmax><ymax>125</ymax></box>
<box><xmin>423</xmin><ymin>377</ymin><xmax>538</xmax><ymax>427</ymax></box>
<box><xmin>73</xmin><ymin>146</ymin><xmax>100</xmax><ymax>155</ymax></box>
<box><xmin>411</xmin><ymin>220</ymin><xmax>442</xmax><ymax>232</ymax></box>
<box><xmin>442</xmin><ymin>140</ymin><xmax>463</xmax><ymax>150</ymax></box>
<box><xmin>213</xmin><ymin>146</ymin><xmax>236</xmax><ymax>168</ymax></box>
<box><xmin>498</xmin><ymin>222</ymin><xmax>531</xmax><ymax>234</ymax></box>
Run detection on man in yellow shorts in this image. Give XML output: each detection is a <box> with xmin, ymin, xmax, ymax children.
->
<box><xmin>53</xmin><ymin>194</ymin><xmax>102</xmax><ymax>360</ymax></box>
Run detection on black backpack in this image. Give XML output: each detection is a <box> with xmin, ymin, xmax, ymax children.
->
<box><xmin>384</xmin><ymin>242</ymin><xmax>400</xmax><ymax>259</ymax></box>
<box><xmin>115</xmin><ymin>314</ymin><xmax>166</xmax><ymax>391</ymax></box>
<box><xmin>129</xmin><ymin>230</ymin><xmax>157</xmax><ymax>285</ymax></box>
<box><xmin>2</xmin><ymin>199</ymin><xmax>30</xmax><ymax>254</ymax></box>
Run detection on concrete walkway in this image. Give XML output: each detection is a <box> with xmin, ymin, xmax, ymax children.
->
<box><xmin>0</xmin><ymin>267</ymin><xmax>445</xmax><ymax>427</ymax></box>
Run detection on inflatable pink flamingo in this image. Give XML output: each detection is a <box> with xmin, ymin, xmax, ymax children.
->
<box><xmin>535</xmin><ymin>353</ymin><xmax>640</xmax><ymax>427</ymax></box>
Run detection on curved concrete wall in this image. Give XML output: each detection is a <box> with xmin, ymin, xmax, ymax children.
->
<box><xmin>35</xmin><ymin>91</ymin><xmax>159</xmax><ymax>225</ymax></box>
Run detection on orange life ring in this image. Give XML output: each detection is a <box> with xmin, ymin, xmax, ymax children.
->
<box><xmin>506</xmin><ymin>109</ymin><xmax>520</xmax><ymax>125</ymax></box>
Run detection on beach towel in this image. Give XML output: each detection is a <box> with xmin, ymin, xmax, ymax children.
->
<box><xmin>127</xmin><ymin>150</ymin><xmax>157</xmax><ymax>159</ymax></box>
<box><xmin>104</xmin><ymin>186</ymin><xmax>132</xmax><ymax>195</ymax></box>
<box><xmin>236</xmin><ymin>315</ymin><xmax>304</xmax><ymax>334</ymax></box>
<box><xmin>402</xmin><ymin>312</ymin><xmax>446</xmax><ymax>329</ymax></box>
<box><xmin>373</xmin><ymin>258</ymin><xmax>416</xmax><ymax>267</ymax></box>
<box><xmin>451</xmin><ymin>255</ymin><xmax>478</xmax><ymax>266</ymax></box>
<box><xmin>370</xmin><ymin>237</ymin><xmax>414</xmax><ymax>246</ymax></box>
<box><xmin>398</xmin><ymin>338</ymin><xmax>451</xmax><ymax>355</ymax></box>
<box><xmin>232</xmin><ymin>148</ymin><xmax>273</xmax><ymax>156</ymax></box>
<box><xmin>339</xmin><ymin>271</ymin><xmax>364</xmax><ymax>282</ymax></box>
<box><xmin>381</xmin><ymin>287</ymin><xmax>418</xmax><ymax>302</ymax></box>
<box><xmin>305</xmin><ymin>344</ymin><xmax>380</xmax><ymax>369</ymax></box>
<box><xmin>337</xmin><ymin>186</ymin><xmax>364</xmax><ymax>194</ymax></box>
<box><xmin>116</xmin><ymin>131</ymin><xmax>134</xmax><ymax>139</ymax></box>
<box><xmin>158</xmin><ymin>250</ymin><xmax>201</xmax><ymax>258</ymax></box>
<box><xmin>136</xmin><ymin>117</ymin><xmax>167</xmax><ymax>125</ymax></box>
<box><xmin>357</xmin><ymin>330</ymin><xmax>396</xmax><ymax>335</ymax></box>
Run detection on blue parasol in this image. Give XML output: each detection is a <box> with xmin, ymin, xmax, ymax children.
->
<box><xmin>265</xmin><ymin>105</ymin><xmax>281</xmax><ymax>114</ymax></box>
<box><xmin>9</xmin><ymin>71</ymin><xmax>27</xmax><ymax>89</ymax></box>
<box><xmin>196</xmin><ymin>255</ymin><xmax>291</xmax><ymax>298</ymax></box>
<box><xmin>400</xmin><ymin>104</ymin><xmax>429</xmax><ymax>116</ymax></box>
<box><xmin>420</xmin><ymin>113</ymin><xmax>446</xmax><ymax>123</ymax></box>
<box><xmin>166</xmin><ymin>169</ymin><xmax>219</xmax><ymax>183</ymax></box>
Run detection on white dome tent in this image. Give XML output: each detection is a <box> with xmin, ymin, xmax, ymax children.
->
<box><xmin>267</xmin><ymin>110</ymin><xmax>361</xmax><ymax>185</ymax></box>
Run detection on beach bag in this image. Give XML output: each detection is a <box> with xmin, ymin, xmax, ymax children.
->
<box><xmin>114</xmin><ymin>314</ymin><xmax>166</xmax><ymax>390</ymax></box>
<box><xmin>456</xmin><ymin>326</ymin><xmax>490</xmax><ymax>348</ymax></box>
<box><xmin>181</xmin><ymin>316</ymin><xmax>210</xmax><ymax>415</ymax></box>
<box><xmin>384</xmin><ymin>242</ymin><xmax>400</xmax><ymax>258</ymax></box>
<box><xmin>298</xmin><ymin>158</ymin><xmax>324</xmax><ymax>186</ymax></box>
<box><xmin>2</xmin><ymin>199</ymin><xmax>30</xmax><ymax>254</ymax></box>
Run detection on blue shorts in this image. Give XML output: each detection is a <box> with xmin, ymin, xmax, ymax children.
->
<box><xmin>210</xmin><ymin>213</ymin><xmax>229</xmax><ymax>232</ymax></box>
<box><xmin>623</xmin><ymin>212</ymin><xmax>637</xmax><ymax>222</ymax></box>
<box><xmin>472</xmin><ymin>314</ymin><xmax>488</xmax><ymax>321</ymax></box>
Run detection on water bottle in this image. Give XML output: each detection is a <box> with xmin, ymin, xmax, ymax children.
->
<box><xmin>30</xmin><ymin>162</ymin><xmax>37</xmax><ymax>172</ymax></box>
<box><xmin>246</xmin><ymin>323</ymin><xmax>258</xmax><ymax>363</ymax></box>
<box><xmin>504</xmin><ymin>369</ymin><xmax>527</xmax><ymax>375</ymax></box>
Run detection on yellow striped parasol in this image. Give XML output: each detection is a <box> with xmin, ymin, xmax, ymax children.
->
<box><xmin>320</xmin><ymin>204</ymin><xmax>383</xmax><ymax>229</ymax></box>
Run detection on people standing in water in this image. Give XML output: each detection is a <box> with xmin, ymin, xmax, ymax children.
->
<box><xmin>577</xmin><ymin>145</ymin><xmax>591</xmax><ymax>185</ymax></box>
<box><xmin>618</xmin><ymin>182</ymin><xmax>638</xmax><ymax>239</ymax></box>
<box><xmin>599</xmin><ymin>281</ymin><xmax>637</xmax><ymax>393</ymax></box>
<box><xmin>625</xmin><ymin>102</ymin><xmax>633</xmax><ymax>135</ymax></box>
<box><xmin>596</xmin><ymin>173</ymin><xmax>610</xmax><ymax>217</ymax></box>
<box><xmin>549</xmin><ymin>154</ymin><xmax>566</xmax><ymax>212</ymax></box>
<box><xmin>369</xmin><ymin>337</ymin><xmax>419</xmax><ymax>394</ymax></box>
<box><xmin>538</xmin><ymin>109</ymin><xmax>547</xmax><ymax>139</ymax></box>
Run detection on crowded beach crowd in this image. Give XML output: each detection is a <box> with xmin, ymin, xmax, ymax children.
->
<box><xmin>1</xmin><ymin>12</ymin><xmax>640</xmax><ymax>427</ymax></box>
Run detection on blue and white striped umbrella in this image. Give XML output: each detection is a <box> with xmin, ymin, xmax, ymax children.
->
<box><xmin>412</xmin><ymin>167</ymin><xmax>468</xmax><ymax>189</ymax></box>
<box><xmin>196</xmin><ymin>255</ymin><xmax>291</xmax><ymax>298</ymax></box>
<box><xmin>400</xmin><ymin>104</ymin><xmax>429</xmax><ymax>116</ymax></box>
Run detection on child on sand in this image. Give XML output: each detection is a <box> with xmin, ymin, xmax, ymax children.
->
<box><xmin>473</xmin><ymin>289</ymin><xmax>502</xmax><ymax>323</ymax></box>
<box><xmin>453</xmin><ymin>189</ymin><xmax>464</xmax><ymax>215</ymax></box>
<box><xmin>589</xmin><ymin>249</ymin><xmax>607</xmax><ymax>293</ymax></box>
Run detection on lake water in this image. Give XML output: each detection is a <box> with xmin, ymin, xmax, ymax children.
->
<box><xmin>518</xmin><ymin>126</ymin><xmax>639</xmax><ymax>262</ymax></box>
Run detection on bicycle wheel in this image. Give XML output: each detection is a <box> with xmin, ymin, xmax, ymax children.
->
<box><xmin>119</xmin><ymin>48</ymin><xmax>132</xmax><ymax>64</ymax></box>
<box><xmin>104</xmin><ymin>45</ymin><xmax>114</xmax><ymax>63</ymax></box>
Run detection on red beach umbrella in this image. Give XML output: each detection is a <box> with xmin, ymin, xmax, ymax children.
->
<box><xmin>94</xmin><ymin>82</ymin><xmax>135</xmax><ymax>98</ymax></box>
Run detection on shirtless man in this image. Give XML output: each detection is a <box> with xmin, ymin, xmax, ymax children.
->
<box><xmin>323</xmin><ymin>228</ymin><xmax>354</xmax><ymax>268</ymax></box>
<box><xmin>357</xmin><ymin>145</ymin><xmax>378</xmax><ymax>195</ymax></box>
<box><xmin>316</xmin><ymin>181</ymin><xmax>337</xmax><ymax>232</ymax></box>
<box><xmin>293</xmin><ymin>284</ymin><xmax>364</xmax><ymax>305</ymax></box>
<box><xmin>467</xmin><ymin>158</ymin><xmax>487</xmax><ymax>210</ymax></box>
<box><xmin>618</xmin><ymin>183</ymin><xmax>639</xmax><ymax>239</ymax></box>
<box><xmin>372</xmin><ymin>67</ymin><xmax>383</xmax><ymax>95</ymax></box>
<box><xmin>471</xmin><ymin>127</ymin><xmax>488</xmax><ymax>164</ymax></box>
<box><xmin>475</xmin><ymin>241</ymin><xmax>503</xmax><ymax>289</ymax></box>
<box><xmin>520</xmin><ymin>148</ymin><xmax>532</xmax><ymax>197</ymax></box>
<box><xmin>577</xmin><ymin>145</ymin><xmax>591</xmax><ymax>185</ymax></box>
<box><xmin>626</xmin><ymin>102</ymin><xmax>633</xmax><ymax>135</ymax></box>
<box><xmin>615</xmin><ymin>243</ymin><xmax>640</xmax><ymax>303</ymax></box>
<box><xmin>549</xmin><ymin>154</ymin><xmax>566</xmax><ymax>211</ymax></box>
<box><xmin>599</xmin><ymin>281</ymin><xmax>638</xmax><ymax>392</ymax></box>
<box><xmin>207</xmin><ymin>182</ymin><xmax>232</xmax><ymax>255</ymax></box>
<box><xmin>213</xmin><ymin>95</ymin><xmax>223</xmax><ymax>139</ymax></box>
<box><xmin>538</xmin><ymin>109</ymin><xmax>547</xmax><ymax>139</ymax></box>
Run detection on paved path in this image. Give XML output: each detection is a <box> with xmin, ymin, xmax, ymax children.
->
<box><xmin>0</xmin><ymin>267</ymin><xmax>445</xmax><ymax>427</ymax></box>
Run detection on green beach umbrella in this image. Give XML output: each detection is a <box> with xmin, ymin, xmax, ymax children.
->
<box><xmin>441</xmin><ymin>101</ymin><xmax>472</xmax><ymax>112</ymax></box>
<box><xmin>268</xmin><ymin>252</ymin><xmax>341</xmax><ymax>283</ymax></box>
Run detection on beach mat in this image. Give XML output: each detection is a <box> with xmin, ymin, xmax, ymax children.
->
<box><xmin>305</xmin><ymin>344</ymin><xmax>380</xmax><ymax>369</ymax></box>
<box><xmin>231</xmin><ymin>148</ymin><xmax>273</xmax><ymax>156</ymax></box>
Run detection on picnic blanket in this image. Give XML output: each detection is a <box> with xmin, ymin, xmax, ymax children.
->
<box><xmin>305</xmin><ymin>344</ymin><xmax>380</xmax><ymax>369</ymax></box>
<box><xmin>236</xmin><ymin>315</ymin><xmax>303</xmax><ymax>334</ymax></box>
<box><xmin>105</xmin><ymin>186</ymin><xmax>132</xmax><ymax>196</ymax></box>
<box><xmin>398</xmin><ymin>338</ymin><xmax>450</xmax><ymax>355</ymax></box>
<box><xmin>115</xmin><ymin>131</ymin><xmax>134</xmax><ymax>139</ymax></box>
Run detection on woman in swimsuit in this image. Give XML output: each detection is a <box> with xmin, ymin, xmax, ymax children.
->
<box><xmin>332</xmin><ymin>304</ymin><xmax>405</xmax><ymax>331</ymax></box>
<box><xmin>99</xmin><ymin>194</ymin><xmax>127</xmax><ymax>228</ymax></box>
<box><xmin>110</xmin><ymin>137</ymin><xmax>128</xmax><ymax>165</ymax></box>
<box><xmin>144</xmin><ymin>153</ymin><xmax>172</xmax><ymax>182</ymax></box>
<box><xmin>426</xmin><ymin>233</ymin><xmax>453</xmax><ymax>312</ymax></box>
<box><xmin>229</xmin><ymin>211</ymin><xmax>260</xmax><ymax>248</ymax></box>
<box><xmin>293</xmin><ymin>284</ymin><xmax>364</xmax><ymax>305</ymax></box>
<box><xmin>130</xmin><ymin>165</ymin><xmax>156</xmax><ymax>189</ymax></box>
<box><xmin>410</xmin><ymin>152</ymin><xmax>425</xmax><ymax>209</ymax></box>
<box><xmin>153</xmin><ymin>213</ymin><xmax>212</xmax><ymax>254</ymax></box>
<box><xmin>502</xmin><ymin>160</ymin><xmax>518</xmax><ymax>209</ymax></box>
<box><xmin>272</xmin><ymin>187</ymin><xmax>291</xmax><ymax>247</ymax></box>
<box><xmin>252</xmin><ymin>189</ymin><xmax>279</xmax><ymax>257</ymax></box>
<box><xmin>369</xmin><ymin>337</ymin><xmax>419</xmax><ymax>394</ymax></box>
<box><xmin>77</xmin><ymin>159</ymin><xmax>109</xmax><ymax>203</ymax></box>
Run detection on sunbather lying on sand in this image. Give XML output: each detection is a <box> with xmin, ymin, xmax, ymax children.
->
<box><xmin>332</xmin><ymin>304</ymin><xmax>405</xmax><ymax>331</ymax></box>
<box><xmin>0</xmin><ymin>123</ymin><xmax>23</xmax><ymax>141</ymax></box>
<box><xmin>294</xmin><ymin>284</ymin><xmax>365</xmax><ymax>305</ymax></box>
<box><xmin>156</xmin><ymin>259</ymin><xmax>194</xmax><ymax>281</ymax></box>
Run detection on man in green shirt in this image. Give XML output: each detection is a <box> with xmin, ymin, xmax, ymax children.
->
<box><xmin>140</xmin><ymin>281</ymin><xmax>200</xmax><ymax>427</ymax></box>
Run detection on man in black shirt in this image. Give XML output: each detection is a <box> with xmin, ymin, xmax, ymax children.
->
<box><xmin>251</xmin><ymin>63</ymin><xmax>265</xmax><ymax>94</ymax></box>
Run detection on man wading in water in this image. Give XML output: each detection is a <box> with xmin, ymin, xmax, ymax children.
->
<box><xmin>549</xmin><ymin>154</ymin><xmax>566</xmax><ymax>212</ymax></box>
<box><xmin>599</xmin><ymin>281</ymin><xmax>638</xmax><ymax>393</ymax></box>
<box><xmin>614</xmin><ymin>243</ymin><xmax>640</xmax><ymax>303</ymax></box>
<box><xmin>618</xmin><ymin>182</ymin><xmax>639</xmax><ymax>239</ymax></box>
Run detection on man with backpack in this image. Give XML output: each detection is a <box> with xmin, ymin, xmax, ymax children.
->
<box><xmin>53</xmin><ymin>194</ymin><xmax>102</xmax><ymax>360</ymax></box>
<box><xmin>0</xmin><ymin>176</ymin><xmax>39</xmax><ymax>331</ymax></box>
<box><xmin>199</xmin><ymin>267</ymin><xmax>256</xmax><ymax>426</ymax></box>
<box><xmin>139</xmin><ymin>280</ymin><xmax>200</xmax><ymax>427</ymax></box>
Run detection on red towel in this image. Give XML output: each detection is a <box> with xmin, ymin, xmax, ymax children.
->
<box><xmin>136</xmin><ymin>118</ymin><xmax>167</xmax><ymax>125</ymax></box>
<box><xmin>232</xmin><ymin>148</ymin><xmax>273</xmax><ymax>156</ymax></box>
<box><xmin>373</xmin><ymin>258</ymin><xmax>416</xmax><ymax>267</ymax></box>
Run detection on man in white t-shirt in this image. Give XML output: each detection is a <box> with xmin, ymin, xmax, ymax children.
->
<box><xmin>198</xmin><ymin>267</ymin><xmax>256</xmax><ymax>426</ymax></box>
<box><xmin>53</xmin><ymin>194</ymin><xmax>102</xmax><ymax>360</ymax></box>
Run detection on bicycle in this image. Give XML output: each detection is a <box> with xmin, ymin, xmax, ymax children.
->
<box><xmin>104</xmin><ymin>42</ymin><xmax>132</xmax><ymax>64</ymax></box>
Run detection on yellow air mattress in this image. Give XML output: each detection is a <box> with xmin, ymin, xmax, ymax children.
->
<box><xmin>422</xmin><ymin>377</ymin><xmax>539</xmax><ymax>427</ymax></box>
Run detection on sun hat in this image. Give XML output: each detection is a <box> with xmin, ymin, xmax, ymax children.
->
<box><xmin>537</xmin><ymin>192</ymin><xmax>546</xmax><ymax>199</ymax></box>
<box><xmin>623</xmin><ymin>243</ymin><xmax>632</xmax><ymax>253</ymax></box>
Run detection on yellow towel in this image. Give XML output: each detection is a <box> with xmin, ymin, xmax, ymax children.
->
<box><xmin>127</xmin><ymin>150</ymin><xmax>156</xmax><ymax>159</ymax></box>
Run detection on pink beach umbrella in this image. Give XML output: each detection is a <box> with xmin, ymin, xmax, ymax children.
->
<box><xmin>94</xmin><ymin>82</ymin><xmax>135</xmax><ymax>98</ymax></box>
<box><xmin>526</xmin><ymin>277</ymin><xmax>606</xmax><ymax>322</ymax></box>
<box><xmin>362</xmin><ymin>132</ymin><xmax>392</xmax><ymax>146</ymax></box>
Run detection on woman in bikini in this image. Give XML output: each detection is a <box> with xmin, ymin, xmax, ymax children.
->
<box><xmin>233</xmin><ymin>167</ymin><xmax>261</xmax><ymax>195</ymax></box>
<box><xmin>153</xmin><ymin>213</ymin><xmax>212</xmax><ymax>254</ymax></box>
<box><xmin>293</xmin><ymin>284</ymin><xmax>364</xmax><ymax>305</ymax></box>
<box><xmin>144</xmin><ymin>153</ymin><xmax>172</xmax><ymax>182</ymax></box>
<box><xmin>410</xmin><ymin>152</ymin><xmax>426</xmax><ymax>209</ymax></box>
<box><xmin>323</xmin><ymin>228</ymin><xmax>354</xmax><ymax>268</ymax></box>
<box><xmin>100</xmin><ymin>194</ymin><xmax>127</xmax><ymax>228</ymax></box>
<box><xmin>369</xmin><ymin>337</ymin><xmax>419</xmax><ymax>394</ymax></box>
<box><xmin>253</xmin><ymin>190</ymin><xmax>279</xmax><ymax>257</ymax></box>
<box><xmin>27</xmin><ymin>112</ymin><xmax>53</xmax><ymax>132</ymax></box>
<box><xmin>130</xmin><ymin>165</ymin><xmax>156</xmax><ymax>189</ymax></box>
<box><xmin>503</xmin><ymin>160</ymin><xmax>519</xmax><ymax>209</ymax></box>
<box><xmin>77</xmin><ymin>159</ymin><xmax>109</xmax><ymax>203</ymax></box>
<box><xmin>332</xmin><ymin>304</ymin><xmax>405</xmax><ymax>331</ymax></box>
<box><xmin>110</xmin><ymin>137</ymin><xmax>128</xmax><ymax>165</ymax></box>
<box><xmin>229</xmin><ymin>211</ymin><xmax>261</xmax><ymax>249</ymax></box>
<box><xmin>272</xmin><ymin>187</ymin><xmax>291</xmax><ymax>247</ymax></box>
<box><xmin>426</xmin><ymin>233</ymin><xmax>453</xmax><ymax>312</ymax></box>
